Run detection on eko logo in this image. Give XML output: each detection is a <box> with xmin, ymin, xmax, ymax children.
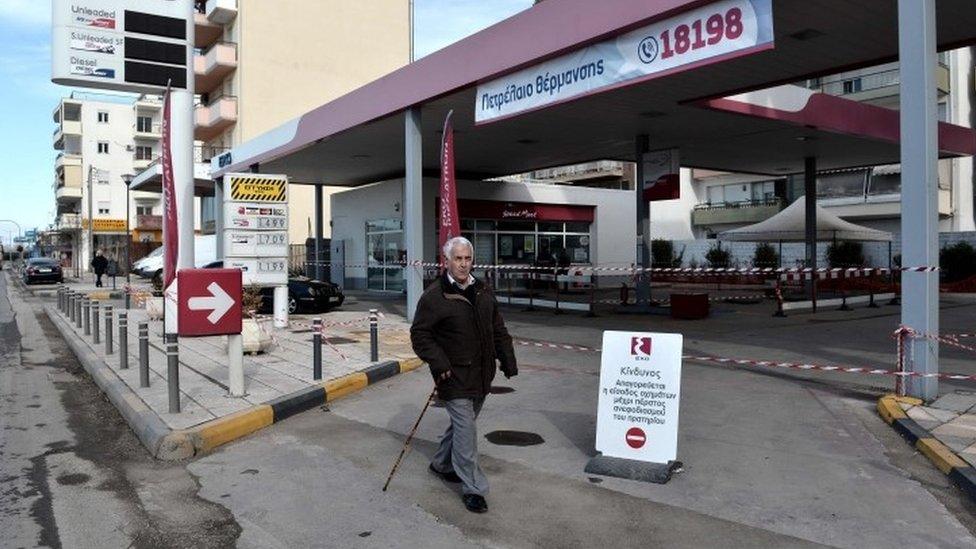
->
<box><xmin>630</xmin><ymin>337</ymin><xmax>652</xmax><ymax>356</ymax></box>
<box><xmin>637</xmin><ymin>36</ymin><xmax>659</xmax><ymax>64</ymax></box>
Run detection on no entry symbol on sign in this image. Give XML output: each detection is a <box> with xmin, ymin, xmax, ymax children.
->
<box><xmin>625</xmin><ymin>427</ymin><xmax>646</xmax><ymax>449</ymax></box>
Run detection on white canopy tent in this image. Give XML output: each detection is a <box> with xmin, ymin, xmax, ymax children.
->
<box><xmin>718</xmin><ymin>196</ymin><xmax>892</xmax><ymax>243</ymax></box>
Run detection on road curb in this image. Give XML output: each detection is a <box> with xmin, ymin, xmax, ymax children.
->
<box><xmin>45</xmin><ymin>304</ymin><xmax>424</xmax><ymax>460</ymax></box>
<box><xmin>877</xmin><ymin>394</ymin><xmax>976</xmax><ymax>503</ymax></box>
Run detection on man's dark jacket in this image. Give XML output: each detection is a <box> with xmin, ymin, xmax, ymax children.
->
<box><xmin>410</xmin><ymin>274</ymin><xmax>517</xmax><ymax>400</ymax></box>
<box><xmin>91</xmin><ymin>255</ymin><xmax>108</xmax><ymax>275</ymax></box>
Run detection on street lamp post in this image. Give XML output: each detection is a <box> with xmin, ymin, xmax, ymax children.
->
<box><xmin>122</xmin><ymin>173</ymin><xmax>134</xmax><ymax>310</ymax></box>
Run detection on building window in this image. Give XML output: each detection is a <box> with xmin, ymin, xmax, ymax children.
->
<box><xmin>97</xmin><ymin>141</ymin><xmax>109</xmax><ymax>154</ymax></box>
<box><xmin>136</xmin><ymin>205</ymin><xmax>153</xmax><ymax>216</ymax></box>
<box><xmin>97</xmin><ymin>111</ymin><xmax>109</xmax><ymax>123</ymax></box>
<box><xmin>97</xmin><ymin>202</ymin><xmax>111</xmax><ymax>215</ymax></box>
<box><xmin>136</xmin><ymin>116</ymin><xmax>153</xmax><ymax>133</ymax></box>
<box><xmin>135</xmin><ymin>145</ymin><xmax>154</xmax><ymax>161</ymax></box>
<box><xmin>96</xmin><ymin>169</ymin><xmax>110</xmax><ymax>185</ymax></box>
<box><xmin>842</xmin><ymin>78</ymin><xmax>862</xmax><ymax>94</ymax></box>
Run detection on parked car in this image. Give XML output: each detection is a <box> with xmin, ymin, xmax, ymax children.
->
<box><xmin>202</xmin><ymin>261</ymin><xmax>344</xmax><ymax>314</ymax></box>
<box><xmin>132</xmin><ymin>246</ymin><xmax>164</xmax><ymax>277</ymax></box>
<box><xmin>23</xmin><ymin>258</ymin><xmax>64</xmax><ymax>285</ymax></box>
<box><xmin>144</xmin><ymin>235</ymin><xmax>217</xmax><ymax>285</ymax></box>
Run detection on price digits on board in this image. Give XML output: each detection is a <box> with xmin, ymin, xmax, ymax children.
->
<box><xmin>660</xmin><ymin>7</ymin><xmax>744</xmax><ymax>59</ymax></box>
<box><xmin>257</xmin><ymin>217</ymin><xmax>286</xmax><ymax>229</ymax></box>
<box><xmin>257</xmin><ymin>233</ymin><xmax>286</xmax><ymax>245</ymax></box>
<box><xmin>257</xmin><ymin>260</ymin><xmax>286</xmax><ymax>272</ymax></box>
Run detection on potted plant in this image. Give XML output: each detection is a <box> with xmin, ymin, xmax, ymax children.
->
<box><xmin>240</xmin><ymin>285</ymin><xmax>274</xmax><ymax>354</ymax></box>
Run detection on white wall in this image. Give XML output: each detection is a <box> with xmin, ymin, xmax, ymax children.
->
<box><xmin>331</xmin><ymin>178</ymin><xmax>635</xmax><ymax>288</ymax></box>
<box><xmin>649</xmin><ymin>168</ymin><xmax>698</xmax><ymax>240</ymax></box>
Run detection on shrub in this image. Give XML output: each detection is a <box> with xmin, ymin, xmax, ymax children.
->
<box><xmin>752</xmin><ymin>242</ymin><xmax>779</xmax><ymax>268</ymax></box>
<box><xmin>940</xmin><ymin>242</ymin><xmax>976</xmax><ymax>282</ymax></box>
<box><xmin>826</xmin><ymin>241</ymin><xmax>865</xmax><ymax>268</ymax></box>
<box><xmin>242</xmin><ymin>285</ymin><xmax>264</xmax><ymax>316</ymax></box>
<box><xmin>705</xmin><ymin>242</ymin><xmax>731</xmax><ymax>268</ymax></box>
<box><xmin>651</xmin><ymin>239</ymin><xmax>684</xmax><ymax>267</ymax></box>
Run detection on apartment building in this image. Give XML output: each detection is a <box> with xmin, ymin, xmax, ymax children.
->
<box><xmin>191</xmin><ymin>0</ymin><xmax>410</xmax><ymax>243</ymax></box>
<box><xmin>52</xmin><ymin>91</ymin><xmax>204</xmax><ymax>274</ymax></box>
<box><xmin>651</xmin><ymin>47</ymin><xmax>976</xmax><ymax>241</ymax></box>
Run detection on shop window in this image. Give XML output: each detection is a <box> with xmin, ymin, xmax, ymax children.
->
<box><xmin>498</xmin><ymin>234</ymin><xmax>536</xmax><ymax>264</ymax></box>
<box><xmin>366</xmin><ymin>218</ymin><xmax>404</xmax><ymax>292</ymax></box>
<box><xmin>475</xmin><ymin>220</ymin><xmax>496</xmax><ymax>231</ymax></box>
<box><xmin>566</xmin><ymin>235</ymin><xmax>591</xmax><ymax>263</ymax></box>
<box><xmin>538</xmin><ymin>222</ymin><xmax>564</xmax><ymax>232</ymax></box>
<box><xmin>565</xmin><ymin>222</ymin><xmax>589</xmax><ymax>233</ymax></box>
<box><xmin>497</xmin><ymin>220</ymin><xmax>535</xmax><ymax>231</ymax></box>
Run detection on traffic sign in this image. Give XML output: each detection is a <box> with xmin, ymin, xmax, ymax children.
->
<box><xmin>177</xmin><ymin>269</ymin><xmax>242</xmax><ymax>337</ymax></box>
<box><xmin>595</xmin><ymin>331</ymin><xmax>682</xmax><ymax>463</ymax></box>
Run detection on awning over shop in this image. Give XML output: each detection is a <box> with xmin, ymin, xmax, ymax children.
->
<box><xmin>718</xmin><ymin>196</ymin><xmax>892</xmax><ymax>242</ymax></box>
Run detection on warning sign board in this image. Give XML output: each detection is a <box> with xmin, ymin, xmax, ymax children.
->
<box><xmin>595</xmin><ymin>331</ymin><xmax>682</xmax><ymax>463</ymax></box>
<box><xmin>225</xmin><ymin>174</ymin><xmax>288</xmax><ymax>203</ymax></box>
<box><xmin>83</xmin><ymin>218</ymin><xmax>127</xmax><ymax>232</ymax></box>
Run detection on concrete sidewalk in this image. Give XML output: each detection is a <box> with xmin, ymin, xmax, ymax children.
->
<box><xmin>40</xmin><ymin>275</ymin><xmax>421</xmax><ymax>459</ymax></box>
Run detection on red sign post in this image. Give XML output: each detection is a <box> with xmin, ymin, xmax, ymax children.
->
<box><xmin>177</xmin><ymin>269</ymin><xmax>242</xmax><ymax>337</ymax></box>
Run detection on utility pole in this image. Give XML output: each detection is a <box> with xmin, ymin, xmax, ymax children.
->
<box><xmin>87</xmin><ymin>164</ymin><xmax>94</xmax><ymax>278</ymax></box>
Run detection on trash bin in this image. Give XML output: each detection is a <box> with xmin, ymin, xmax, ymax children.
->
<box><xmin>670</xmin><ymin>293</ymin><xmax>709</xmax><ymax>320</ymax></box>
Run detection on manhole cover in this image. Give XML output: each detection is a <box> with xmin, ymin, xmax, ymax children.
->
<box><xmin>485</xmin><ymin>430</ymin><xmax>544</xmax><ymax>446</ymax></box>
<box><xmin>490</xmin><ymin>386</ymin><xmax>515</xmax><ymax>394</ymax></box>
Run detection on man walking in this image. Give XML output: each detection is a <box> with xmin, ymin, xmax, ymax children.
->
<box><xmin>91</xmin><ymin>249</ymin><xmax>107</xmax><ymax>287</ymax></box>
<box><xmin>410</xmin><ymin>236</ymin><xmax>517</xmax><ymax>513</ymax></box>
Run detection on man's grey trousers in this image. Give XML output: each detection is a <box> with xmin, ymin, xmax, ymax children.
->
<box><xmin>431</xmin><ymin>397</ymin><xmax>488</xmax><ymax>496</ymax></box>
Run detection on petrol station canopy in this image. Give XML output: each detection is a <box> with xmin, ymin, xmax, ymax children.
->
<box><xmin>207</xmin><ymin>0</ymin><xmax>976</xmax><ymax>187</ymax></box>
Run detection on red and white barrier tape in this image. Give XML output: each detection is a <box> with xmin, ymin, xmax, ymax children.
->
<box><xmin>512</xmin><ymin>338</ymin><xmax>976</xmax><ymax>381</ymax></box>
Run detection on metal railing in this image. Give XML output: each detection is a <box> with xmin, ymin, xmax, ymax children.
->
<box><xmin>810</xmin><ymin>63</ymin><xmax>949</xmax><ymax>97</ymax></box>
<box><xmin>134</xmin><ymin>122</ymin><xmax>162</xmax><ymax>134</ymax></box>
<box><xmin>693</xmin><ymin>196</ymin><xmax>783</xmax><ymax>211</ymax></box>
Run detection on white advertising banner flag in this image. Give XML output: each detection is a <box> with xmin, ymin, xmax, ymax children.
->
<box><xmin>475</xmin><ymin>0</ymin><xmax>773</xmax><ymax>123</ymax></box>
<box><xmin>596</xmin><ymin>331</ymin><xmax>683</xmax><ymax>463</ymax></box>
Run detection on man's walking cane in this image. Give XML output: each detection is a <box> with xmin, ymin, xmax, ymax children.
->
<box><xmin>382</xmin><ymin>387</ymin><xmax>438</xmax><ymax>491</ymax></box>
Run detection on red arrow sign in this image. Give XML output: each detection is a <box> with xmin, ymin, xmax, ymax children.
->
<box><xmin>178</xmin><ymin>269</ymin><xmax>242</xmax><ymax>337</ymax></box>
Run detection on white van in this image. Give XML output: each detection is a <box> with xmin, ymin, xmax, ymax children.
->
<box><xmin>141</xmin><ymin>234</ymin><xmax>217</xmax><ymax>284</ymax></box>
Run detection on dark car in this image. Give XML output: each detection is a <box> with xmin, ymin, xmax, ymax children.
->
<box><xmin>23</xmin><ymin>258</ymin><xmax>64</xmax><ymax>285</ymax></box>
<box><xmin>202</xmin><ymin>261</ymin><xmax>344</xmax><ymax>314</ymax></box>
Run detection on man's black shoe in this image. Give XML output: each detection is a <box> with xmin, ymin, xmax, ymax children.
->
<box><xmin>428</xmin><ymin>464</ymin><xmax>462</xmax><ymax>483</ymax></box>
<box><xmin>462</xmin><ymin>494</ymin><xmax>488</xmax><ymax>513</ymax></box>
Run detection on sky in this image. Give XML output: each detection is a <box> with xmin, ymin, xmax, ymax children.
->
<box><xmin>0</xmin><ymin>0</ymin><xmax>533</xmax><ymax>245</ymax></box>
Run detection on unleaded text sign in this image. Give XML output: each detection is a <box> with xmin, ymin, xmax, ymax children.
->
<box><xmin>475</xmin><ymin>0</ymin><xmax>773</xmax><ymax>123</ymax></box>
<box><xmin>596</xmin><ymin>331</ymin><xmax>682</xmax><ymax>463</ymax></box>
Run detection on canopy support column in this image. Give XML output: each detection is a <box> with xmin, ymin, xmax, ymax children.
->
<box><xmin>635</xmin><ymin>135</ymin><xmax>651</xmax><ymax>305</ymax></box>
<box><xmin>899</xmin><ymin>0</ymin><xmax>939</xmax><ymax>400</ymax></box>
<box><xmin>214</xmin><ymin>179</ymin><xmax>224</xmax><ymax>260</ymax></box>
<box><xmin>804</xmin><ymin>156</ymin><xmax>817</xmax><ymax>312</ymax></box>
<box><xmin>315</xmin><ymin>185</ymin><xmax>324</xmax><ymax>281</ymax></box>
<box><xmin>405</xmin><ymin>107</ymin><xmax>424</xmax><ymax>322</ymax></box>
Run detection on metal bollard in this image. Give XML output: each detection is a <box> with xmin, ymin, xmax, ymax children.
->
<box><xmin>118</xmin><ymin>312</ymin><xmax>128</xmax><ymax>369</ymax></box>
<box><xmin>76</xmin><ymin>296</ymin><xmax>83</xmax><ymax>328</ymax></box>
<box><xmin>104</xmin><ymin>305</ymin><xmax>113</xmax><ymax>355</ymax></box>
<box><xmin>312</xmin><ymin>318</ymin><xmax>322</xmax><ymax>380</ymax></box>
<box><xmin>57</xmin><ymin>286</ymin><xmax>63</xmax><ymax>312</ymax></box>
<box><xmin>166</xmin><ymin>334</ymin><xmax>180</xmax><ymax>413</ymax></box>
<box><xmin>83</xmin><ymin>298</ymin><xmax>91</xmax><ymax>335</ymax></box>
<box><xmin>92</xmin><ymin>301</ymin><xmax>100</xmax><ymax>343</ymax></box>
<box><xmin>369</xmin><ymin>309</ymin><xmax>379</xmax><ymax>362</ymax></box>
<box><xmin>71</xmin><ymin>293</ymin><xmax>78</xmax><ymax>324</ymax></box>
<box><xmin>138</xmin><ymin>323</ymin><xmax>149</xmax><ymax>387</ymax></box>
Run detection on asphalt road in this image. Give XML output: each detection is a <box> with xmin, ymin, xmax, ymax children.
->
<box><xmin>5</xmin><ymin>273</ymin><xmax>976</xmax><ymax>548</ymax></box>
<box><xmin>0</xmin><ymin>272</ymin><xmax>241</xmax><ymax>548</ymax></box>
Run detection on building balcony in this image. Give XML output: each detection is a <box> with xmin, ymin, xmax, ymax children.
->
<box><xmin>56</xmin><ymin>213</ymin><xmax>82</xmax><ymax>231</ymax></box>
<box><xmin>52</xmin><ymin>119</ymin><xmax>82</xmax><ymax>150</ymax></box>
<box><xmin>133</xmin><ymin>153</ymin><xmax>160</xmax><ymax>171</ymax></box>
<box><xmin>531</xmin><ymin>160</ymin><xmax>625</xmax><ymax>183</ymax></box>
<box><xmin>55</xmin><ymin>184</ymin><xmax>83</xmax><ymax>201</ymax></box>
<box><xmin>206</xmin><ymin>0</ymin><xmax>237</xmax><ymax>24</ymax></box>
<box><xmin>194</xmin><ymin>95</ymin><xmax>238</xmax><ymax>141</ymax></box>
<box><xmin>137</xmin><ymin>214</ymin><xmax>163</xmax><ymax>230</ymax></box>
<box><xmin>194</xmin><ymin>8</ymin><xmax>222</xmax><ymax>48</ymax></box>
<box><xmin>810</xmin><ymin>63</ymin><xmax>951</xmax><ymax>103</ymax></box>
<box><xmin>134</xmin><ymin>94</ymin><xmax>162</xmax><ymax>111</ymax></box>
<box><xmin>691</xmin><ymin>197</ymin><xmax>785</xmax><ymax>226</ymax></box>
<box><xmin>133</xmin><ymin>122</ymin><xmax>162</xmax><ymax>140</ymax></box>
<box><xmin>54</xmin><ymin>152</ymin><xmax>82</xmax><ymax>172</ymax></box>
<box><xmin>194</xmin><ymin>42</ymin><xmax>238</xmax><ymax>94</ymax></box>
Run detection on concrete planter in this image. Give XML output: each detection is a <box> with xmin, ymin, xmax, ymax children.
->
<box><xmin>242</xmin><ymin>317</ymin><xmax>274</xmax><ymax>354</ymax></box>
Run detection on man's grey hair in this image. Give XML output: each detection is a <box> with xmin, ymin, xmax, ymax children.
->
<box><xmin>443</xmin><ymin>236</ymin><xmax>473</xmax><ymax>260</ymax></box>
